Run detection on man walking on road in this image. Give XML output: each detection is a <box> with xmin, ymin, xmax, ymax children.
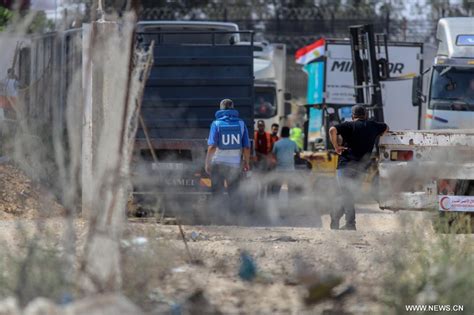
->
<box><xmin>1</xmin><ymin>69</ymin><xmax>19</xmax><ymax>120</ymax></box>
<box><xmin>205</xmin><ymin>99</ymin><xmax>250</xmax><ymax>213</ymax></box>
<box><xmin>270</xmin><ymin>126</ymin><xmax>299</xmax><ymax>195</ymax></box>
<box><xmin>254</xmin><ymin>120</ymin><xmax>272</xmax><ymax>171</ymax></box>
<box><xmin>329</xmin><ymin>105</ymin><xmax>388</xmax><ymax>230</ymax></box>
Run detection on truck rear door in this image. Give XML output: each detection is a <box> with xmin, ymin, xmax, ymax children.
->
<box><xmin>133</xmin><ymin>29</ymin><xmax>254</xmax><ymax>193</ymax></box>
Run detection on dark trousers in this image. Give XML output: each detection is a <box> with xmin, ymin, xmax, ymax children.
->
<box><xmin>270</xmin><ymin>178</ymin><xmax>294</xmax><ymax>196</ymax></box>
<box><xmin>269</xmin><ymin>170</ymin><xmax>298</xmax><ymax>205</ymax></box>
<box><xmin>211</xmin><ymin>163</ymin><xmax>241</xmax><ymax>213</ymax></box>
<box><xmin>254</xmin><ymin>154</ymin><xmax>271</xmax><ymax>197</ymax></box>
<box><xmin>269</xmin><ymin>180</ymin><xmax>284</xmax><ymax>195</ymax></box>
<box><xmin>331</xmin><ymin>165</ymin><xmax>362</xmax><ymax>227</ymax></box>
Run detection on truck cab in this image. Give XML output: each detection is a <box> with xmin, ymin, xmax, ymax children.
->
<box><xmin>379</xmin><ymin>18</ymin><xmax>474</xmax><ymax>224</ymax></box>
<box><xmin>251</xmin><ymin>41</ymin><xmax>291</xmax><ymax>129</ymax></box>
<box><xmin>413</xmin><ymin>18</ymin><xmax>474</xmax><ymax>129</ymax></box>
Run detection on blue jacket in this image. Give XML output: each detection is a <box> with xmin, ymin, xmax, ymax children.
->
<box><xmin>208</xmin><ymin>109</ymin><xmax>250</xmax><ymax>166</ymax></box>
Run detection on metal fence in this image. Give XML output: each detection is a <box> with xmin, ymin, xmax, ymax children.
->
<box><xmin>11</xmin><ymin>29</ymin><xmax>82</xmax><ymax>186</ymax></box>
<box><xmin>17</xmin><ymin>30</ymin><xmax>81</xmax><ymax>127</ymax></box>
<box><xmin>139</xmin><ymin>6</ymin><xmax>437</xmax><ymax>48</ymax></box>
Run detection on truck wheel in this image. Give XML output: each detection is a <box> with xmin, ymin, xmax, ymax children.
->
<box><xmin>129</xmin><ymin>193</ymin><xmax>159</xmax><ymax>217</ymax></box>
<box><xmin>433</xmin><ymin>212</ymin><xmax>473</xmax><ymax>234</ymax></box>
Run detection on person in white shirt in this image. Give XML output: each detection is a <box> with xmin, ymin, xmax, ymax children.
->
<box><xmin>2</xmin><ymin>69</ymin><xmax>19</xmax><ymax>119</ymax></box>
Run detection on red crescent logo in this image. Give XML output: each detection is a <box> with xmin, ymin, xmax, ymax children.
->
<box><xmin>439</xmin><ymin>196</ymin><xmax>451</xmax><ymax>210</ymax></box>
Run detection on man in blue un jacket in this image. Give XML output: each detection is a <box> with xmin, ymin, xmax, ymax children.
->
<box><xmin>205</xmin><ymin>99</ymin><xmax>251</xmax><ymax>212</ymax></box>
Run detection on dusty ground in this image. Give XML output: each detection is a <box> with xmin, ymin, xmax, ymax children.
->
<box><xmin>0</xmin><ymin>204</ymin><xmax>437</xmax><ymax>314</ymax></box>
<box><xmin>1</xmin><ymin>163</ymin><xmax>472</xmax><ymax>314</ymax></box>
<box><xmin>128</xmin><ymin>207</ymin><xmax>438</xmax><ymax>314</ymax></box>
<box><xmin>0</xmin><ymin>163</ymin><xmax>64</xmax><ymax>219</ymax></box>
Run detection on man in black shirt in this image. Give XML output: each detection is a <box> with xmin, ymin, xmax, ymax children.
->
<box><xmin>329</xmin><ymin>105</ymin><xmax>388</xmax><ymax>230</ymax></box>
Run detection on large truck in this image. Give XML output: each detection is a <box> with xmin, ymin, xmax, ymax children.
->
<box><xmin>378</xmin><ymin>18</ymin><xmax>474</xmax><ymax>225</ymax></box>
<box><xmin>251</xmin><ymin>41</ymin><xmax>291</xmax><ymax>129</ymax></box>
<box><xmin>132</xmin><ymin>21</ymin><xmax>254</xmax><ymax>209</ymax></box>
<box><xmin>415</xmin><ymin>18</ymin><xmax>474</xmax><ymax>129</ymax></box>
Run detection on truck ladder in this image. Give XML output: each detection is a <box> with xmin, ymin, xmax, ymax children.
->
<box><xmin>349</xmin><ymin>24</ymin><xmax>388</xmax><ymax>123</ymax></box>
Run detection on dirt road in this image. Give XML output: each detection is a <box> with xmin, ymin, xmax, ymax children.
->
<box><xmin>124</xmin><ymin>205</ymin><xmax>438</xmax><ymax>314</ymax></box>
<box><xmin>1</xmin><ymin>203</ymin><xmax>470</xmax><ymax>314</ymax></box>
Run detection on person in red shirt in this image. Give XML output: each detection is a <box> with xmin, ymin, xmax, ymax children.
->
<box><xmin>254</xmin><ymin>120</ymin><xmax>271</xmax><ymax>171</ymax></box>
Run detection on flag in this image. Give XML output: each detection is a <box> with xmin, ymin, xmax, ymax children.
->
<box><xmin>295</xmin><ymin>38</ymin><xmax>325</xmax><ymax>65</ymax></box>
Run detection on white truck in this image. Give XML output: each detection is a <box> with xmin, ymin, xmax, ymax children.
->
<box><xmin>323</xmin><ymin>39</ymin><xmax>423</xmax><ymax>130</ymax></box>
<box><xmin>378</xmin><ymin>18</ymin><xmax>474</xmax><ymax>223</ymax></box>
<box><xmin>252</xmin><ymin>41</ymin><xmax>291</xmax><ymax>129</ymax></box>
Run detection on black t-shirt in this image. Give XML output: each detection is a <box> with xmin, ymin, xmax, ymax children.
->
<box><xmin>335</xmin><ymin>120</ymin><xmax>387</xmax><ymax>167</ymax></box>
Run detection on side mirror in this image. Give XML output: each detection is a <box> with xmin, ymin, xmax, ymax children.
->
<box><xmin>411</xmin><ymin>75</ymin><xmax>423</xmax><ymax>107</ymax></box>
<box><xmin>377</xmin><ymin>58</ymin><xmax>389</xmax><ymax>80</ymax></box>
<box><xmin>284</xmin><ymin>102</ymin><xmax>292</xmax><ymax>116</ymax></box>
<box><xmin>284</xmin><ymin>92</ymin><xmax>292</xmax><ymax>101</ymax></box>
